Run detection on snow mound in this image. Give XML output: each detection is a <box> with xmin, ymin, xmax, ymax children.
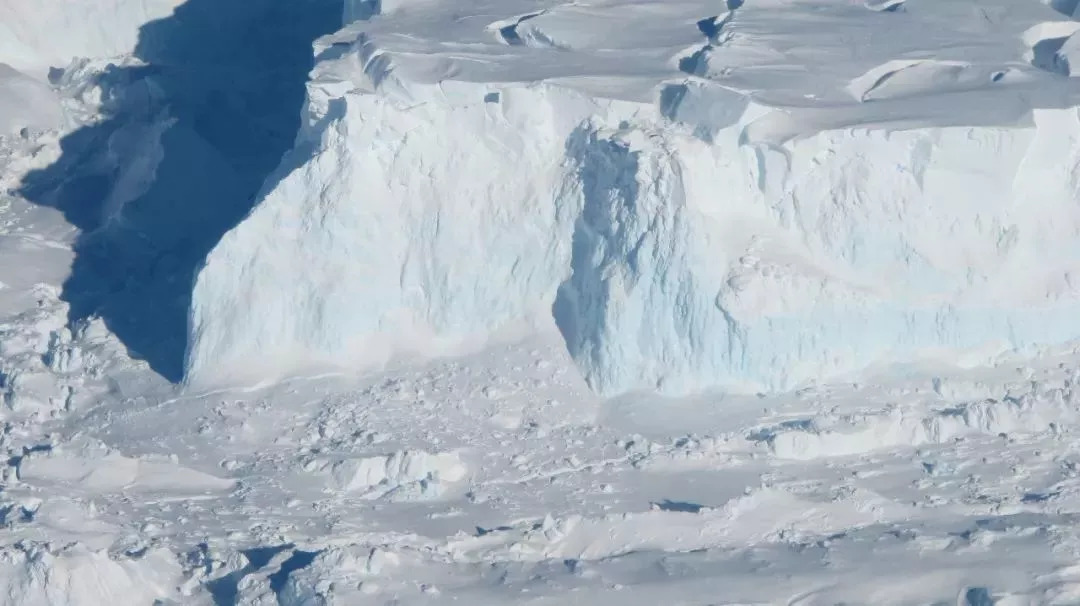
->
<box><xmin>448</xmin><ymin>486</ymin><xmax>908</xmax><ymax>562</ymax></box>
<box><xmin>0</xmin><ymin>65</ymin><xmax>62</xmax><ymax>136</ymax></box>
<box><xmin>275</xmin><ymin>546</ymin><xmax>407</xmax><ymax>605</ymax></box>
<box><xmin>16</xmin><ymin>439</ymin><xmax>235</xmax><ymax>495</ymax></box>
<box><xmin>188</xmin><ymin>0</ymin><xmax>1080</xmax><ymax>396</ymax></box>
<box><xmin>307</xmin><ymin>449</ymin><xmax>467</xmax><ymax>500</ymax></box>
<box><xmin>0</xmin><ymin>0</ymin><xmax>183</xmax><ymax>76</ymax></box>
<box><xmin>0</xmin><ymin>542</ymin><xmax>181</xmax><ymax>606</ymax></box>
<box><xmin>762</xmin><ymin>383</ymin><xmax>1080</xmax><ymax>461</ymax></box>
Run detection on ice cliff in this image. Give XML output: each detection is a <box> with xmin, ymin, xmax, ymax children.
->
<box><xmin>188</xmin><ymin>0</ymin><xmax>1080</xmax><ymax>395</ymax></box>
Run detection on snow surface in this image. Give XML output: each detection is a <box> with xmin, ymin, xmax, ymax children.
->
<box><xmin>190</xmin><ymin>0</ymin><xmax>1080</xmax><ymax>396</ymax></box>
<box><xmin>0</xmin><ymin>0</ymin><xmax>183</xmax><ymax>77</ymax></box>
<box><xmin>0</xmin><ymin>65</ymin><xmax>62</xmax><ymax>136</ymax></box>
<box><xmin>12</xmin><ymin>0</ymin><xmax>1080</xmax><ymax>605</ymax></box>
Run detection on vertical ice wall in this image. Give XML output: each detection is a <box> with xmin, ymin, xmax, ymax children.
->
<box><xmin>555</xmin><ymin>110</ymin><xmax>1080</xmax><ymax>394</ymax></box>
<box><xmin>186</xmin><ymin>75</ymin><xmax>612</xmax><ymax>384</ymax></box>
<box><xmin>185</xmin><ymin>0</ymin><xmax>1080</xmax><ymax>395</ymax></box>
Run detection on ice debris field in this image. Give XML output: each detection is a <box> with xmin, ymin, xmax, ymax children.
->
<box><xmin>8</xmin><ymin>0</ymin><xmax>1080</xmax><ymax>603</ymax></box>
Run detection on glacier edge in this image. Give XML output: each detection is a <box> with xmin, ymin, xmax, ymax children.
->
<box><xmin>186</xmin><ymin>1</ymin><xmax>1080</xmax><ymax>396</ymax></box>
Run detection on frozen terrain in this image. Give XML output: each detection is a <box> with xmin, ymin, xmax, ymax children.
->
<box><xmin>0</xmin><ymin>0</ymin><xmax>183</xmax><ymax>76</ymax></box>
<box><xmin>7</xmin><ymin>0</ymin><xmax>1080</xmax><ymax>605</ymax></box>
<box><xmin>191</xmin><ymin>0</ymin><xmax>1080</xmax><ymax>396</ymax></box>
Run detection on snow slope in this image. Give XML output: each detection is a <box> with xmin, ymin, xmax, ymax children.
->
<box><xmin>0</xmin><ymin>65</ymin><xmax>62</xmax><ymax>136</ymax></box>
<box><xmin>190</xmin><ymin>0</ymin><xmax>1080</xmax><ymax>396</ymax></box>
<box><xmin>0</xmin><ymin>0</ymin><xmax>183</xmax><ymax>77</ymax></box>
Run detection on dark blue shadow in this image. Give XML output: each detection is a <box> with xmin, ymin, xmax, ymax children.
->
<box><xmin>18</xmin><ymin>0</ymin><xmax>342</xmax><ymax>381</ymax></box>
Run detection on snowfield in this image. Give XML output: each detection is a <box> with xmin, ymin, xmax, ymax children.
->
<box><xmin>8</xmin><ymin>0</ymin><xmax>1080</xmax><ymax>605</ymax></box>
<box><xmin>0</xmin><ymin>0</ymin><xmax>184</xmax><ymax>76</ymax></box>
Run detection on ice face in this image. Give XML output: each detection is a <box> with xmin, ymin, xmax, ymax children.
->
<box><xmin>187</xmin><ymin>0</ymin><xmax>1080</xmax><ymax>396</ymax></box>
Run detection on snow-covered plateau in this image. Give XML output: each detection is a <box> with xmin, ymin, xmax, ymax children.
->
<box><xmin>12</xmin><ymin>0</ymin><xmax>1080</xmax><ymax>605</ymax></box>
<box><xmin>190</xmin><ymin>0</ymin><xmax>1080</xmax><ymax>396</ymax></box>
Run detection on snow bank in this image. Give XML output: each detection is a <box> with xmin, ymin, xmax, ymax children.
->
<box><xmin>188</xmin><ymin>0</ymin><xmax>1080</xmax><ymax>395</ymax></box>
<box><xmin>0</xmin><ymin>543</ymin><xmax>181</xmax><ymax>606</ymax></box>
<box><xmin>16</xmin><ymin>442</ymin><xmax>235</xmax><ymax>495</ymax></box>
<box><xmin>0</xmin><ymin>0</ymin><xmax>183</xmax><ymax>77</ymax></box>
<box><xmin>448</xmin><ymin>486</ymin><xmax>907</xmax><ymax>562</ymax></box>
<box><xmin>306</xmin><ymin>449</ymin><xmax>467</xmax><ymax>500</ymax></box>
<box><xmin>764</xmin><ymin>381</ymin><xmax>1080</xmax><ymax>461</ymax></box>
<box><xmin>0</xmin><ymin>65</ymin><xmax>62</xmax><ymax>135</ymax></box>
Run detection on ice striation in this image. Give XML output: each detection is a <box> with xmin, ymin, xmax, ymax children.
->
<box><xmin>189</xmin><ymin>0</ymin><xmax>1080</xmax><ymax>396</ymax></box>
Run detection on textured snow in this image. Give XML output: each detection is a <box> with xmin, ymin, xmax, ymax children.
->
<box><xmin>15</xmin><ymin>439</ymin><xmax>235</xmax><ymax>494</ymax></box>
<box><xmin>0</xmin><ymin>544</ymin><xmax>181</xmax><ymax>606</ymax></box>
<box><xmin>191</xmin><ymin>0</ymin><xmax>1080</xmax><ymax>396</ymax></box>
<box><xmin>0</xmin><ymin>65</ymin><xmax>62</xmax><ymax>136</ymax></box>
<box><xmin>15</xmin><ymin>1</ymin><xmax>1080</xmax><ymax>604</ymax></box>
<box><xmin>0</xmin><ymin>0</ymin><xmax>182</xmax><ymax>76</ymax></box>
<box><xmin>309</xmin><ymin>449</ymin><xmax>467</xmax><ymax>499</ymax></box>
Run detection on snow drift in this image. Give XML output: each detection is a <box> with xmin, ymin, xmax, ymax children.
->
<box><xmin>188</xmin><ymin>0</ymin><xmax>1080</xmax><ymax>396</ymax></box>
<box><xmin>0</xmin><ymin>0</ymin><xmax>183</xmax><ymax>77</ymax></box>
<box><xmin>0</xmin><ymin>543</ymin><xmax>181</xmax><ymax>606</ymax></box>
<box><xmin>0</xmin><ymin>64</ymin><xmax>62</xmax><ymax>136</ymax></box>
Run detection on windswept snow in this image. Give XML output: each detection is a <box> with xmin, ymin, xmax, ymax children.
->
<box><xmin>15</xmin><ymin>439</ymin><xmax>235</xmax><ymax>495</ymax></box>
<box><xmin>0</xmin><ymin>0</ymin><xmax>183</xmax><ymax>77</ymax></box>
<box><xmin>0</xmin><ymin>65</ymin><xmax>62</xmax><ymax>136</ymax></box>
<box><xmin>0</xmin><ymin>544</ymin><xmax>182</xmax><ymax>606</ymax></box>
<box><xmin>308</xmin><ymin>449</ymin><xmax>468</xmax><ymax>499</ymax></box>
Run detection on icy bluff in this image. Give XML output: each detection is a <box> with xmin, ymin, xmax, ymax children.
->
<box><xmin>188</xmin><ymin>0</ymin><xmax>1080</xmax><ymax>395</ymax></box>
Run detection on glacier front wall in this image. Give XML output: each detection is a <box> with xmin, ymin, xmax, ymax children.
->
<box><xmin>187</xmin><ymin>81</ymin><xmax>606</xmax><ymax>384</ymax></box>
<box><xmin>186</xmin><ymin>63</ymin><xmax>1080</xmax><ymax>395</ymax></box>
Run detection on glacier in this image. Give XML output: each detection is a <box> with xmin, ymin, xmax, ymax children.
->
<box><xmin>188</xmin><ymin>0</ymin><xmax>1080</xmax><ymax>396</ymax></box>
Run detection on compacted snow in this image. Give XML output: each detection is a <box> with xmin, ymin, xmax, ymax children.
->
<box><xmin>8</xmin><ymin>0</ymin><xmax>1080</xmax><ymax>604</ymax></box>
<box><xmin>0</xmin><ymin>0</ymin><xmax>184</xmax><ymax>76</ymax></box>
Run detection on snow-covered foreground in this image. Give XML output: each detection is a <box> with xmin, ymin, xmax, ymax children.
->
<box><xmin>14</xmin><ymin>233</ymin><xmax>1080</xmax><ymax>606</ymax></box>
<box><xmin>12</xmin><ymin>243</ymin><xmax>1080</xmax><ymax>605</ymax></box>
<box><xmin>9</xmin><ymin>0</ymin><xmax>1080</xmax><ymax>604</ymax></box>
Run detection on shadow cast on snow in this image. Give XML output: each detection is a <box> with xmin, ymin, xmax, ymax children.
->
<box><xmin>18</xmin><ymin>0</ymin><xmax>341</xmax><ymax>381</ymax></box>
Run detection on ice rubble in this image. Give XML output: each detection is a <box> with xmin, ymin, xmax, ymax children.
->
<box><xmin>189</xmin><ymin>0</ymin><xmax>1080</xmax><ymax>396</ymax></box>
<box><xmin>0</xmin><ymin>543</ymin><xmax>181</xmax><ymax>606</ymax></box>
<box><xmin>0</xmin><ymin>0</ymin><xmax>183</xmax><ymax>138</ymax></box>
<box><xmin>305</xmin><ymin>449</ymin><xmax>468</xmax><ymax>500</ymax></box>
